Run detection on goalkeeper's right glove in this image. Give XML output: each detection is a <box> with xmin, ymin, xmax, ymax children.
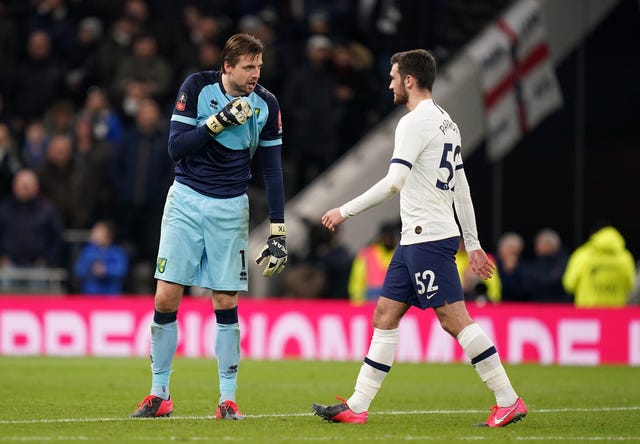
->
<box><xmin>205</xmin><ymin>97</ymin><xmax>251</xmax><ymax>135</ymax></box>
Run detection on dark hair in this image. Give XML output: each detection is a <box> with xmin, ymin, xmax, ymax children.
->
<box><xmin>390</xmin><ymin>49</ymin><xmax>436</xmax><ymax>91</ymax></box>
<box><xmin>221</xmin><ymin>33</ymin><xmax>264</xmax><ymax>73</ymax></box>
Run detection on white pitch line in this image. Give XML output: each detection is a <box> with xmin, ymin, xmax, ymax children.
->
<box><xmin>2</xmin><ymin>436</ymin><xmax>640</xmax><ymax>442</ymax></box>
<box><xmin>1</xmin><ymin>406</ymin><xmax>639</xmax><ymax>425</ymax></box>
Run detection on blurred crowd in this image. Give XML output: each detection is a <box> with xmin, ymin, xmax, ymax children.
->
<box><xmin>283</xmin><ymin>221</ymin><xmax>638</xmax><ymax>308</ymax></box>
<box><xmin>0</xmin><ymin>0</ymin><xmax>513</xmax><ymax>294</ymax></box>
<box><xmin>13</xmin><ymin>0</ymin><xmax>630</xmax><ymax>302</ymax></box>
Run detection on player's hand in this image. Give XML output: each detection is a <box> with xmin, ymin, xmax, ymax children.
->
<box><xmin>321</xmin><ymin>208</ymin><xmax>345</xmax><ymax>231</ymax></box>
<box><xmin>255</xmin><ymin>222</ymin><xmax>287</xmax><ymax>277</ymax></box>
<box><xmin>206</xmin><ymin>97</ymin><xmax>251</xmax><ymax>135</ymax></box>
<box><xmin>468</xmin><ymin>249</ymin><xmax>495</xmax><ymax>280</ymax></box>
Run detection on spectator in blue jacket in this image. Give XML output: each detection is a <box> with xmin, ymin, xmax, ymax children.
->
<box><xmin>74</xmin><ymin>220</ymin><xmax>128</xmax><ymax>295</ymax></box>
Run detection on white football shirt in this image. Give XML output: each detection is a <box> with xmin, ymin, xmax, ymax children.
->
<box><xmin>340</xmin><ymin>99</ymin><xmax>481</xmax><ymax>250</ymax></box>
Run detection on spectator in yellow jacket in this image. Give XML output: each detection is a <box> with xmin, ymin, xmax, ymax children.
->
<box><xmin>563</xmin><ymin>225</ymin><xmax>636</xmax><ymax>307</ymax></box>
<box><xmin>348</xmin><ymin>222</ymin><xmax>398</xmax><ymax>305</ymax></box>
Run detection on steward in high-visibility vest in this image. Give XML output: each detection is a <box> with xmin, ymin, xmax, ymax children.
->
<box><xmin>348</xmin><ymin>224</ymin><xmax>398</xmax><ymax>305</ymax></box>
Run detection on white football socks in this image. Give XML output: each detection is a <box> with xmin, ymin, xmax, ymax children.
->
<box><xmin>457</xmin><ymin>323</ymin><xmax>518</xmax><ymax>407</ymax></box>
<box><xmin>347</xmin><ymin>327</ymin><xmax>398</xmax><ymax>413</ymax></box>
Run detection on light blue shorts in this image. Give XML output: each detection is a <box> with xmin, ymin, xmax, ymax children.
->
<box><xmin>154</xmin><ymin>181</ymin><xmax>249</xmax><ymax>291</ymax></box>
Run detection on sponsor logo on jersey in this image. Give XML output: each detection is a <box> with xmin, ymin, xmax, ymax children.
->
<box><xmin>175</xmin><ymin>92</ymin><xmax>187</xmax><ymax>111</ymax></box>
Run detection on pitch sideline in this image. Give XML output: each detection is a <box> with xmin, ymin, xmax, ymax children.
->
<box><xmin>1</xmin><ymin>406</ymin><xmax>639</xmax><ymax>425</ymax></box>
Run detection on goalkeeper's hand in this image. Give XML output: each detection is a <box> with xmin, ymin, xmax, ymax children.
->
<box><xmin>255</xmin><ymin>222</ymin><xmax>287</xmax><ymax>277</ymax></box>
<box><xmin>205</xmin><ymin>97</ymin><xmax>251</xmax><ymax>135</ymax></box>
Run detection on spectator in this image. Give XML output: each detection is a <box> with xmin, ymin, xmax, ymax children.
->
<box><xmin>112</xmin><ymin>97</ymin><xmax>173</xmax><ymax>292</ymax></box>
<box><xmin>81</xmin><ymin>86</ymin><xmax>124</xmax><ymax>144</ymax></box>
<box><xmin>36</xmin><ymin>133</ymin><xmax>85</xmax><ymax>228</ymax></box>
<box><xmin>495</xmin><ymin>232</ymin><xmax>528</xmax><ymax>301</ymax></box>
<box><xmin>21</xmin><ymin>120</ymin><xmax>49</xmax><ymax>169</ymax></box>
<box><xmin>0</xmin><ymin>0</ymin><xmax>18</xmax><ymax>94</ymax></box>
<box><xmin>283</xmin><ymin>34</ymin><xmax>338</xmax><ymax>191</ymax></box>
<box><xmin>72</xmin><ymin>115</ymin><xmax>116</xmax><ymax>226</ymax></box>
<box><xmin>196</xmin><ymin>39</ymin><xmax>222</xmax><ymax>71</ymax></box>
<box><xmin>348</xmin><ymin>222</ymin><xmax>398</xmax><ymax>305</ymax></box>
<box><xmin>237</xmin><ymin>11</ymin><xmax>290</xmax><ymax>96</ymax></box>
<box><xmin>24</xmin><ymin>0</ymin><xmax>75</xmax><ymax>61</ymax></box>
<box><xmin>97</xmin><ymin>16</ymin><xmax>141</xmax><ymax>87</ymax></box>
<box><xmin>43</xmin><ymin>99</ymin><xmax>75</xmax><ymax>137</ymax></box>
<box><xmin>524</xmin><ymin>228</ymin><xmax>570</xmax><ymax>303</ymax></box>
<box><xmin>356</xmin><ymin>0</ymin><xmax>416</xmax><ymax>115</ymax></box>
<box><xmin>178</xmin><ymin>38</ymin><xmax>224</xmax><ymax>82</ymax></box>
<box><xmin>120</xmin><ymin>0</ymin><xmax>175</xmax><ymax>55</ymax></box>
<box><xmin>73</xmin><ymin>220</ymin><xmax>128</xmax><ymax>295</ymax></box>
<box><xmin>11</xmin><ymin>30</ymin><xmax>65</xmax><ymax>127</ymax></box>
<box><xmin>0</xmin><ymin>168</ymin><xmax>64</xmax><ymax>268</ymax></box>
<box><xmin>169</xmin><ymin>3</ymin><xmax>203</xmax><ymax>78</ymax></box>
<box><xmin>282</xmin><ymin>223</ymin><xmax>352</xmax><ymax>299</ymax></box>
<box><xmin>111</xmin><ymin>33</ymin><xmax>173</xmax><ymax>107</ymax></box>
<box><xmin>64</xmin><ymin>16</ymin><xmax>104</xmax><ymax>105</ymax></box>
<box><xmin>332</xmin><ymin>40</ymin><xmax>379</xmax><ymax>155</ymax></box>
<box><xmin>563</xmin><ymin>225</ymin><xmax>636</xmax><ymax>308</ymax></box>
<box><xmin>310</xmin><ymin>223</ymin><xmax>353</xmax><ymax>299</ymax></box>
<box><xmin>118</xmin><ymin>79</ymin><xmax>150</xmax><ymax>124</ymax></box>
<box><xmin>0</xmin><ymin>122</ymin><xmax>23</xmax><ymax>200</ymax></box>
<box><xmin>457</xmin><ymin>238</ymin><xmax>501</xmax><ymax>304</ymax></box>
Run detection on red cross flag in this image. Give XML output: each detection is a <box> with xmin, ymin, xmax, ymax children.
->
<box><xmin>468</xmin><ymin>0</ymin><xmax>563</xmax><ymax>162</ymax></box>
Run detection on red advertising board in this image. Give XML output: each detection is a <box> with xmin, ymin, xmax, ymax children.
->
<box><xmin>0</xmin><ymin>296</ymin><xmax>638</xmax><ymax>365</ymax></box>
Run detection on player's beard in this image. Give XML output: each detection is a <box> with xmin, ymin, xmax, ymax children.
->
<box><xmin>228</xmin><ymin>77</ymin><xmax>256</xmax><ymax>96</ymax></box>
<box><xmin>393</xmin><ymin>85</ymin><xmax>408</xmax><ymax>105</ymax></box>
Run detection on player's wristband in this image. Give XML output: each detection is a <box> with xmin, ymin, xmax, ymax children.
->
<box><xmin>205</xmin><ymin>114</ymin><xmax>225</xmax><ymax>135</ymax></box>
<box><xmin>269</xmin><ymin>222</ymin><xmax>286</xmax><ymax>238</ymax></box>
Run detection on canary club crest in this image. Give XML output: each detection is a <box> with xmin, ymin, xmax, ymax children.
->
<box><xmin>156</xmin><ymin>258</ymin><xmax>167</xmax><ymax>273</ymax></box>
<box><xmin>175</xmin><ymin>92</ymin><xmax>187</xmax><ymax>111</ymax></box>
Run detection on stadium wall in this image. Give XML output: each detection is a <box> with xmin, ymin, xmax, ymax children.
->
<box><xmin>1</xmin><ymin>296</ymin><xmax>638</xmax><ymax>366</ymax></box>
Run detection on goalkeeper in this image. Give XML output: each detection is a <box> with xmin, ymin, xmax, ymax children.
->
<box><xmin>131</xmin><ymin>33</ymin><xmax>286</xmax><ymax>420</ymax></box>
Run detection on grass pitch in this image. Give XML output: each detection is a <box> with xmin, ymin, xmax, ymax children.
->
<box><xmin>2</xmin><ymin>356</ymin><xmax>639</xmax><ymax>443</ymax></box>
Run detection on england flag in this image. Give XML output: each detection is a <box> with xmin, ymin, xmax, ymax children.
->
<box><xmin>468</xmin><ymin>0</ymin><xmax>563</xmax><ymax>162</ymax></box>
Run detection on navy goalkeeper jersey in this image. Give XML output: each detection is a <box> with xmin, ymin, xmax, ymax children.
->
<box><xmin>167</xmin><ymin>70</ymin><xmax>284</xmax><ymax>219</ymax></box>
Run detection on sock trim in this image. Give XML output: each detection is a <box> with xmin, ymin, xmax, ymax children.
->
<box><xmin>215</xmin><ymin>307</ymin><xmax>239</xmax><ymax>324</ymax></box>
<box><xmin>471</xmin><ymin>346</ymin><xmax>497</xmax><ymax>365</ymax></box>
<box><xmin>364</xmin><ymin>356</ymin><xmax>391</xmax><ymax>373</ymax></box>
<box><xmin>154</xmin><ymin>310</ymin><xmax>177</xmax><ymax>324</ymax></box>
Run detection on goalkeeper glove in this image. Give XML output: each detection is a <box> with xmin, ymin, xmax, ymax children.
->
<box><xmin>256</xmin><ymin>222</ymin><xmax>287</xmax><ymax>277</ymax></box>
<box><xmin>205</xmin><ymin>97</ymin><xmax>251</xmax><ymax>135</ymax></box>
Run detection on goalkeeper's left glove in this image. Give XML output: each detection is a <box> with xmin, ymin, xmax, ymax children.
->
<box><xmin>256</xmin><ymin>222</ymin><xmax>287</xmax><ymax>277</ymax></box>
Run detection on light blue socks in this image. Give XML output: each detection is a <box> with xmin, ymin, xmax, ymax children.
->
<box><xmin>150</xmin><ymin>311</ymin><xmax>178</xmax><ymax>400</ymax></box>
<box><xmin>215</xmin><ymin>307</ymin><xmax>240</xmax><ymax>403</ymax></box>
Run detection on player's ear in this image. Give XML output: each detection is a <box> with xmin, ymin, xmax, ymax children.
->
<box><xmin>404</xmin><ymin>75</ymin><xmax>413</xmax><ymax>88</ymax></box>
